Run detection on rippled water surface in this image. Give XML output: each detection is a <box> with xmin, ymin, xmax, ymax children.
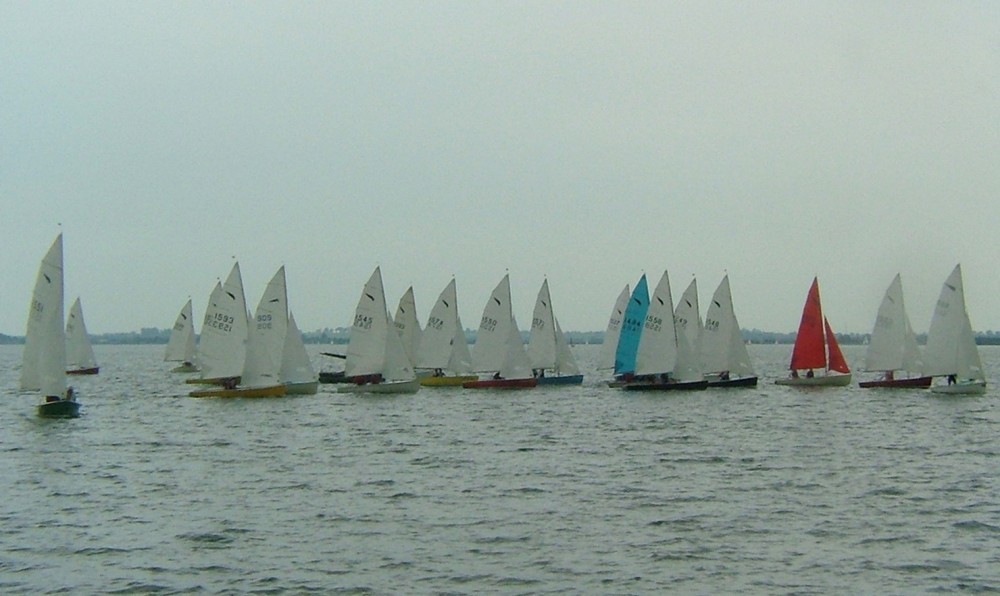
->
<box><xmin>2</xmin><ymin>343</ymin><xmax>999</xmax><ymax>594</ymax></box>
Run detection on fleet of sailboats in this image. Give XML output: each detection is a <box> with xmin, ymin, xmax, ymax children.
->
<box><xmin>14</xmin><ymin>249</ymin><xmax>997</xmax><ymax>408</ymax></box>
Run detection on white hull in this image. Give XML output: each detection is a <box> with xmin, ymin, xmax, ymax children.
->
<box><xmin>930</xmin><ymin>380</ymin><xmax>986</xmax><ymax>395</ymax></box>
<box><xmin>337</xmin><ymin>378</ymin><xmax>420</xmax><ymax>394</ymax></box>
<box><xmin>284</xmin><ymin>381</ymin><xmax>319</xmax><ymax>395</ymax></box>
<box><xmin>776</xmin><ymin>373</ymin><xmax>852</xmax><ymax>387</ymax></box>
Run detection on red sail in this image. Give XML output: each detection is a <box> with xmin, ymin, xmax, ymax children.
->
<box><xmin>789</xmin><ymin>277</ymin><xmax>826</xmax><ymax>370</ymax></box>
<box><xmin>824</xmin><ymin>318</ymin><xmax>850</xmax><ymax>374</ymax></box>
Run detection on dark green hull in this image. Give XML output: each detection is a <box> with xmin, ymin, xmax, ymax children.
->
<box><xmin>38</xmin><ymin>400</ymin><xmax>81</xmax><ymax>418</ymax></box>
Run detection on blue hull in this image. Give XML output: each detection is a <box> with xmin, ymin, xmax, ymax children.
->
<box><xmin>535</xmin><ymin>375</ymin><xmax>584</xmax><ymax>386</ymax></box>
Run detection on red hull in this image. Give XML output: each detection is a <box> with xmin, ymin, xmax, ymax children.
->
<box><xmin>859</xmin><ymin>376</ymin><xmax>933</xmax><ymax>389</ymax></box>
<box><xmin>462</xmin><ymin>378</ymin><xmax>538</xmax><ymax>389</ymax></box>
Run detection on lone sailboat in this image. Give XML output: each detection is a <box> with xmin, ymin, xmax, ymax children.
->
<box><xmin>699</xmin><ymin>275</ymin><xmax>757</xmax><ymax>387</ymax></box>
<box><xmin>923</xmin><ymin>264</ymin><xmax>985</xmax><ymax>394</ymax></box>
<box><xmin>527</xmin><ymin>279</ymin><xmax>583</xmax><ymax>385</ymax></box>
<box><xmin>859</xmin><ymin>274</ymin><xmax>931</xmax><ymax>388</ymax></box>
<box><xmin>417</xmin><ymin>278</ymin><xmax>476</xmax><ymax>386</ymax></box>
<box><xmin>776</xmin><ymin>277</ymin><xmax>851</xmax><ymax>386</ymax></box>
<box><xmin>65</xmin><ymin>297</ymin><xmax>99</xmax><ymax>375</ymax></box>
<box><xmin>22</xmin><ymin>234</ymin><xmax>80</xmax><ymax>418</ymax></box>
<box><xmin>164</xmin><ymin>299</ymin><xmax>198</xmax><ymax>373</ymax></box>
<box><xmin>338</xmin><ymin>266</ymin><xmax>420</xmax><ymax>394</ymax></box>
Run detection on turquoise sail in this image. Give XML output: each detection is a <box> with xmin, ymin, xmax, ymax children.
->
<box><xmin>614</xmin><ymin>274</ymin><xmax>649</xmax><ymax>375</ymax></box>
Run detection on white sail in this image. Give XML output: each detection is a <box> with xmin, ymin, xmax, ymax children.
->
<box><xmin>65</xmin><ymin>296</ymin><xmax>98</xmax><ymax>371</ymax></box>
<box><xmin>598</xmin><ymin>284</ymin><xmax>630</xmax><ymax>370</ymax></box>
<box><xmin>281</xmin><ymin>312</ymin><xmax>318</xmax><ymax>385</ymax></box>
<box><xmin>242</xmin><ymin>266</ymin><xmax>288</xmax><ymax>387</ymax></box>
<box><xmin>21</xmin><ymin>234</ymin><xmax>66</xmax><ymax>397</ymax></box>
<box><xmin>553</xmin><ymin>317</ymin><xmax>581</xmax><ymax>375</ymax></box>
<box><xmin>527</xmin><ymin>279</ymin><xmax>557</xmax><ymax>370</ymax></box>
<box><xmin>418</xmin><ymin>279</ymin><xmax>472</xmax><ymax>374</ymax></box>
<box><xmin>472</xmin><ymin>274</ymin><xmax>513</xmax><ymax>373</ymax></box>
<box><xmin>393</xmin><ymin>286</ymin><xmax>422</xmax><ymax>367</ymax></box>
<box><xmin>635</xmin><ymin>270</ymin><xmax>678</xmax><ymax>376</ymax></box>
<box><xmin>923</xmin><ymin>265</ymin><xmax>984</xmax><ymax>380</ymax></box>
<box><xmin>345</xmin><ymin>267</ymin><xmax>390</xmax><ymax>377</ymax></box>
<box><xmin>196</xmin><ymin>262</ymin><xmax>249</xmax><ymax>379</ymax></box>
<box><xmin>499</xmin><ymin>314</ymin><xmax>533</xmax><ymax>379</ymax></box>
<box><xmin>383</xmin><ymin>307</ymin><xmax>417</xmax><ymax>382</ymax></box>
<box><xmin>165</xmin><ymin>299</ymin><xmax>197</xmax><ymax>363</ymax></box>
<box><xmin>700</xmin><ymin>275</ymin><xmax>754</xmax><ymax>377</ymax></box>
<box><xmin>864</xmin><ymin>274</ymin><xmax>923</xmax><ymax>374</ymax></box>
<box><xmin>672</xmin><ymin>278</ymin><xmax>703</xmax><ymax>382</ymax></box>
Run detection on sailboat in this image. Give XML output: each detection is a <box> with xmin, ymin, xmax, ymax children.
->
<box><xmin>598</xmin><ymin>284</ymin><xmax>630</xmax><ymax>373</ymax></box>
<box><xmin>393</xmin><ymin>286</ymin><xmax>422</xmax><ymax>369</ymax></box>
<box><xmin>624</xmin><ymin>270</ymin><xmax>707</xmax><ymax>391</ymax></box>
<box><xmin>164</xmin><ymin>298</ymin><xmax>198</xmax><ymax>373</ymax></box>
<box><xmin>699</xmin><ymin>275</ymin><xmax>757</xmax><ymax>387</ymax></box>
<box><xmin>186</xmin><ymin>262</ymin><xmax>249</xmax><ymax>386</ymax></box>
<box><xmin>417</xmin><ymin>278</ymin><xmax>477</xmax><ymax>386</ymax></box>
<box><xmin>22</xmin><ymin>234</ymin><xmax>79</xmax><ymax>418</ymax></box>
<box><xmin>463</xmin><ymin>274</ymin><xmax>537</xmax><ymax>389</ymax></box>
<box><xmin>191</xmin><ymin>266</ymin><xmax>289</xmax><ymax>397</ymax></box>
<box><xmin>775</xmin><ymin>277</ymin><xmax>852</xmax><ymax>386</ymax></box>
<box><xmin>527</xmin><ymin>279</ymin><xmax>583</xmax><ymax>385</ymax></box>
<box><xmin>338</xmin><ymin>266</ymin><xmax>420</xmax><ymax>394</ymax></box>
<box><xmin>282</xmin><ymin>312</ymin><xmax>319</xmax><ymax>394</ymax></box>
<box><xmin>610</xmin><ymin>275</ymin><xmax>649</xmax><ymax>387</ymax></box>
<box><xmin>923</xmin><ymin>264</ymin><xmax>986</xmax><ymax>394</ymax></box>
<box><xmin>65</xmin><ymin>296</ymin><xmax>99</xmax><ymax>375</ymax></box>
<box><xmin>671</xmin><ymin>278</ymin><xmax>705</xmax><ymax>385</ymax></box>
<box><xmin>859</xmin><ymin>274</ymin><xmax>931</xmax><ymax>388</ymax></box>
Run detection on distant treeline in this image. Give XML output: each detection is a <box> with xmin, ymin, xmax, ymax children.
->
<box><xmin>5</xmin><ymin>328</ymin><xmax>1000</xmax><ymax>346</ymax></box>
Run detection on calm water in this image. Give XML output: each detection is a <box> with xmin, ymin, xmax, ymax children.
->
<box><xmin>1</xmin><ymin>343</ymin><xmax>998</xmax><ymax>594</ymax></box>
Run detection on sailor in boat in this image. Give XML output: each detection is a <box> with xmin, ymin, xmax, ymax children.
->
<box><xmin>947</xmin><ymin>374</ymin><xmax>956</xmax><ymax>385</ymax></box>
<box><xmin>222</xmin><ymin>377</ymin><xmax>238</xmax><ymax>390</ymax></box>
<box><xmin>720</xmin><ymin>371</ymin><xmax>730</xmax><ymax>381</ymax></box>
<box><xmin>433</xmin><ymin>368</ymin><xmax>444</xmax><ymax>377</ymax></box>
<box><xmin>48</xmin><ymin>386</ymin><xmax>75</xmax><ymax>403</ymax></box>
<box><xmin>806</xmin><ymin>370</ymin><xmax>814</xmax><ymax>378</ymax></box>
<box><xmin>884</xmin><ymin>370</ymin><xmax>894</xmax><ymax>381</ymax></box>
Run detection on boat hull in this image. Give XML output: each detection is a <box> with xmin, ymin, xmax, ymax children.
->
<box><xmin>462</xmin><ymin>377</ymin><xmax>538</xmax><ymax>389</ymax></box>
<box><xmin>930</xmin><ymin>380</ymin><xmax>986</xmax><ymax>395</ymax></box>
<box><xmin>170</xmin><ymin>362</ymin><xmax>199</xmax><ymax>374</ymax></box>
<box><xmin>706</xmin><ymin>375</ymin><xmax>758</xmax><ymax>388</ymax></box>
<box><xmin>535</xmin><ymin>374</ymin><xmax>584</xmax><ymax>386</ymax></box>
<box><xmin>622</xmin><ymin>379</ymin><xmax>708</xmax><ymax>391</ymax></box>
<box><xmin>420</xmin><ymin>375</ymin><xmax>478</xmax><ymax>387</ymax></box>
<box><xmin>776</xmin><ymin>373</ymin><xmax>852</xmax><ymax>387</ymax></box>
<box><xmin>859</xmin><ymin>376</ymin><xmax>932</xmax><ymax>389</ymax></box>
<box><xmin>189</xmin><ymin>384</ymin><xmax>287</xmax><ymax>398</ymax></box>
<box><xmin>337</xmin><ymin>379</ymin><xmax>421</xmax><ymax>394</ymax></box>
<box><xmin>284</xmin><ymin>381</ymin><xmax>319</xmax><ymax>395</ymax></box>
<box><xmin>185</xmin><ymin>376</ymin><xmax>241</xmax><ymax>386</ymax></box>
<box><xmin>67</xmin><ymin>366</ymin><xmax>99</xmax><ymax>375</ymax></box>
<box><xmin>38</xmin><ymin>399</ymin><xmax>81</xmax><ymax>418</ymax></box>
<box><xmin>318</xmin><ymin>371</ymin><xmax>347</xmax><ymax>384</ymax></box>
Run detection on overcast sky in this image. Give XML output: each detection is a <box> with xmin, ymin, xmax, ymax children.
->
<box><xmin>3</xmin><ymin>2</ymin><xmax>999</xmax><ymax>336</ymax></box>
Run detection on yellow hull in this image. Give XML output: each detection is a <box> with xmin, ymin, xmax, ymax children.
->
<box><xmin>419</xmin><ymin>375</ymin><xmax>478</xmax><ymax>387</ymax></box>
<box><xmin>189</xmin><ymin>384</ymin><xmax>287</xmax><ymax>398</ymax></box>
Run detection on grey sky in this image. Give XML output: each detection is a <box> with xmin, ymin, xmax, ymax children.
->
<box><xmin>3</xmin><ymin>2</ymin><xmax>999</xmax><ymax>336</ymax></box>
